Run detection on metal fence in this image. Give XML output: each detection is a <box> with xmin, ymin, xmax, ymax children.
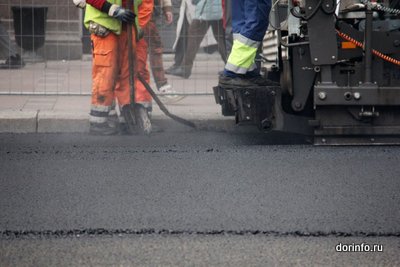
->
<box><xmin>0</xmin><ymin>0</ymin><xmax>228</xmax><ymax>95</ymax></box>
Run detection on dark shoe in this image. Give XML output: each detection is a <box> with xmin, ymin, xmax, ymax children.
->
<box><xmin>219</xmin><ymin>74</ymin><xmax>255</xmax><ymax>88</ymax></box>
<box><xmin>219</xmin><ymin>74</ymin><xmax>279</xmax><ymax>88</ymax></box>
<box><xmin>165</xmin><ymin>64</ymin><xmax>179</xmax><ymax>74</ymax></box>
<box><xmin>0</xmin><ymin>54</ymin><xmax>25</xmax><ymax>69</ymax></box>
<box><xmin>166</xmin><ymin>66</ymin><xmax>191</xmax><ymax>79</ymax></box>
<box><xmin>89</xmin><ymin>122</ymin><xmax>118</xmax><ymax>135</ymax></box>
<box><xmin>118</xmin><ymin>122</ymin><xmax>131</xmax><ymax>135</ymax></box>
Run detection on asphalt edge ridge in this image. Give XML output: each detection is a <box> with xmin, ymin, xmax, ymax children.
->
<box><xmin>1</xmin><ymin>229</ymin><xmax>400</xmax><ymax>239</ymax></box>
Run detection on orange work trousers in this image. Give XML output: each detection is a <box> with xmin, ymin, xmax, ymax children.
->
<box><xmin>90</xmin><ymin>27</ymin><xmax>151</xmax><ymax>123</ymax></box>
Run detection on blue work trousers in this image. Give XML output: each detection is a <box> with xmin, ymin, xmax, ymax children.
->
<box><xmin>232</xmin><ymin>0</ymin><xmax>272</xmax><ymax>42</ymax></box>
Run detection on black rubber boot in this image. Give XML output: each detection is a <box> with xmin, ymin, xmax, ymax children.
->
<box><xmin>89</xmin><ymin>122</ymin><xmax>118</xmax><ymax>135</ymax></box>
<box><xmin>219</xmin><ymin>74</ymin><xmax>279</xmax><ymax>88</ymax></box>
<box><xmin>118</xmin><ymin>122</ymin><xmax>132</xmax><ymax>135</ymax></box>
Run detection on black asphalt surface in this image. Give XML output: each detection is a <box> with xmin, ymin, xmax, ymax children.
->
<box><xmin>0</xmin><ymin>132</ymin><xmax>399</xmax><ymax>234</ymax></box>
<box><xmin>1</xmin><ymin>131</ymin><xmax>400</xmax><ymax>266</ymax></box>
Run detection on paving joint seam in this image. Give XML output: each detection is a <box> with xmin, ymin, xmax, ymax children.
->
<box><xmin>1</xmin><ymin>229</ymin><xmax>400</xmax><ymax>239</ymax></box>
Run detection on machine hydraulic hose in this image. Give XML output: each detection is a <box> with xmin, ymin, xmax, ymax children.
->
<box><xmin>336</xmin><ymin>30</ymin><xmax>400</xmax><ymax>67</ymax></box>
<box><xmin>362</xmin><ymin>0</ymin><xmax>400</xmax><ymax>15</ymax></box>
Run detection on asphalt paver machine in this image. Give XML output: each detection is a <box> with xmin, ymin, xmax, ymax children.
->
<box><xmin>214</xmin><ymin>0</ymin><xmax>400</xmax><ymax>145</ymax></box>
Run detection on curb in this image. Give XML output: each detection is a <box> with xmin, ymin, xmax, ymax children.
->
<box><xmin>0</xmin><ymin>111</ymin><xmax>242</xmax><ymax>133</ymax></box>
<box><xmin>0</xmin><ymin>110</ymin><xmax>37</xmax><ymax>133</ymax></box>
<box><xmin>38</xmin><ymin>111</ymin><xmax>89</xmax><ymax>133</ymax></box>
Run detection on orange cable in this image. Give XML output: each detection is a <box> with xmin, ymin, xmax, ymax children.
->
<box><xmin>336</xmin><ymin>29</ymin><xmax>400</xmax><ymax>66</ymax></box>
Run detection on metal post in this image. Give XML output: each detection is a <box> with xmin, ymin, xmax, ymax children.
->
<box><xmin>364</xmin><ymin>6</ymin><xmax>373</xmax><ymax>84</ymax></box>
<box><xmin>274</xmin><ymin>0</ymin><xmax>282</xmax><ymax>70</ymax></box>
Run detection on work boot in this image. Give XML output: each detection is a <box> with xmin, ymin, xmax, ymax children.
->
<box><xmin>89</xmin><ymin>122</ymin><xmax>118</xmax><ymax>135</ymax></box>
<box><xmin>158</xmin><ymin>83</ymin><xmax>185</xmax><ymax>104</ymax></box>
<box><xmin>166</xmin><ymin>66</ymin><xmax>191</xmax><ymax>79</ymax></box>
<box><xmin>107</xmin><ymin>109</ymin><xmax>119</xmax><ymax>128</ymax></box>
<box><xmin>219</xmin><ymin>74</ymin><xmax>255</xmax><ymax>88</ymax></box>
<box><xmin>118</xmin><ymin>122</ymin><xmax>130</xmax><ymax>135</ymax></box>
<box><xmin>219</xmin><ymin>74</ymin><xmax>278</xmax><ymax>88</ymax></box>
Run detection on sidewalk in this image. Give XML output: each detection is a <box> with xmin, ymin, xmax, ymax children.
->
<box><xmin>0</xmin><ymin>95</ymin><xmax>239</xmax><ymax>133</ymax></box>
<box><xmin>0</xmin><ymin>52</ymin><xmax>243</xmax><ymax>133</ymax></box>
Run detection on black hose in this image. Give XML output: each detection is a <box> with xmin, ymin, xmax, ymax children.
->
<box><xmin>137</xmin><ymin>75</ymin><xmax>197</xmax><ymax>129</ymax></box>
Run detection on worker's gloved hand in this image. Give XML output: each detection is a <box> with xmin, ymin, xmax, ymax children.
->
<box><xmin>109</xmin><ymin>4</ymin><xmax>136</xmax><ymax>24</ymax></box>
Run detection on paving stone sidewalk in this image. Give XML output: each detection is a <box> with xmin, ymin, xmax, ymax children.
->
<box><xmin>0</xmin><ymin>95</ymin><xmax>238</xmax><ymax>133</ymax></box>
<box><xmin>0</xmin><ymin>54</ymin><xmax>241</xmax><ymax>133</ymax></box>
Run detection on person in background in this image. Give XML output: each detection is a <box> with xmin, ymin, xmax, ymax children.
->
<box><xmin>144</xmin><ymin>0</ymin><xmax>185</xmax><ymax>103</ymax></box>
<box><xmin>0</xmin><ymin>21</ymin><xmax>24</xmax><ymax>69</ymax></box>
<box><xmin>218</xmin><ymin>0</ymin><xmax>277</xmax><ymax>88</ymax></box>
<box><xmin>222</xmin><ymin>0</ymin><xmax>233</xmax><ymax>56</ymax></box>
<box><xmin>167</xmin><ymin>0</ymin><xmax>226</xmax><ymax>79</ymax></box>
<box><xmin>165</xmin><ymin>0</ymin><xmax>191</xmax><ymax>75</ymax></box>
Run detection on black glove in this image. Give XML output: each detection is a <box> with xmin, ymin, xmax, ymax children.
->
<box><xmin>110</xmin><ymin>5</ymin><xmax>136</xmax><ymax>24</ymax></box>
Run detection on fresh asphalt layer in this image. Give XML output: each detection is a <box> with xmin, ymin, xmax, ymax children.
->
<box><xmin>0</xmin><ymin>132</ymin><xmax>399</xmax><ymax>235</ymax></box>
<box><xmin>1</xmin><ymin>131</ymin><xmax>400</xmax><ymax>266</ymax></box>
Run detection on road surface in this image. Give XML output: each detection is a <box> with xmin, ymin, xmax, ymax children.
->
<box><xmin>1</xmin><ymin>131</ymin><xmax>399</xmax><ymax>266</ymax></box>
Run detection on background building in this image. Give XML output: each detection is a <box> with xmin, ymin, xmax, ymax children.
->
<box><xmin>0</xmin><ymin>0</ymin><xmax>179</xmax><ymax>60</ymax></box>
<box><xmin>0</xmin><ymin>0</ymin><xmax>83</xmax><ymax>60</ymax></box>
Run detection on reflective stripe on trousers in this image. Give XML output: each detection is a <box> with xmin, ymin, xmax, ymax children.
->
<box><xmin>90</xmin><ymin>28</ymin><xmax>151</xmax><ymax>122</ymax></box>
<box><xmin>225</xmin><ymin>34</ymin><xmax>259</xmax><ymax>74</ymax></box>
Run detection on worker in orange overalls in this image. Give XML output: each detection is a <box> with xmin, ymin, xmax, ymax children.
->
<box><xmin>74</xmin><ymin>0</ymin><xmax>153</xmax><ymax>135</ymax></box>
